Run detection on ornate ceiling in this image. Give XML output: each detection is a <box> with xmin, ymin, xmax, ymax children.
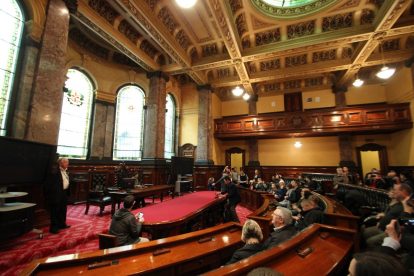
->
<box><xmin>71</xmin><ymin>0</ymin><xmax>414</xmax><ymax>100</ymax></box>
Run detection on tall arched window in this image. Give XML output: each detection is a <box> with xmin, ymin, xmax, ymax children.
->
<box><xmin>57</xmin><ymin>68</ymin><xmax>94</xmax><ymax>159</ymax></box>
<box><xmin>0</xmin><ymin>0</ymin><xmax>24</xmax><ymax>136</ymax></box>
<box><xmin>113</xmin><ymin>85</ymin><xmax>145</xmax><ymax>160</ymax></box>
<box><xmin>164</xmin><ymin>93</ymin><xmax>176</xmax><ymax>159</ymax></box>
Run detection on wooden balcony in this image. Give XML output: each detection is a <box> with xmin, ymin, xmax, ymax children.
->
<box><xmin>214</xmin><ymin>103</ymin><xmax>412</xmax><ymax>139</ymax></box>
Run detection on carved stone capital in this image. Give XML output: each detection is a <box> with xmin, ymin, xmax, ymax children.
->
<box><xmin>63</xmin><ymin>0</ymin><xmax>78</xmax><ymax>14</ymax></box>
<box><xmin>146</xmin><ymin>71</ymin><xmax>169</xmax><ymax>82</ymax></box>
<box><xmin>196</xmin><ymin>84</ymin><xmax>212</xmax><ymax>92</ymax></box>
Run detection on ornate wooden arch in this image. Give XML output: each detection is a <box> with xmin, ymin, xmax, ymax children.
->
<box><xmin>225</xmin><ymin>147</ymin><xmax>246</xmax><ymax>168</ymax></box>
<box><xmin>356</xmin><ymin>143</ymin><xmax>388</xmax><ymax>176</ymax></box>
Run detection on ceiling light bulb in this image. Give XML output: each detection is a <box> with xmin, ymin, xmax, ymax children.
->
<box><xmin>232</xmin><ymin>86</ymin><xmax>244</xmax><ymax>97</ymax></box>
<box><xmin>376</xmin><ymin>66</ymin><xmax>395</xmax><ymax>80</ymax></box>
<box><xmin>353</xmin><ymin>78</ymin><xmax>364</xmax><ymax>87</ymax></box>
<box><xmin>294</xmin><ymin>141</ymin><xmax>302</xmax><ymax>148</ymax></box>
<box><xmin>242</xmin><ymin>93</ymin><xmax>250</xmax><ymax>101</ymax></box>
<box><xmin>175</xmin><ymin>0</ymin><xmax>197</xmax><ymax>9</ymax></box>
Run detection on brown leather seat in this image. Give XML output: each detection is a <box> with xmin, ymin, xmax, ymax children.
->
<box><xmin>85</xmin><ymin>169</ymin><xmax>112</xmax><ymax>216</ymax></box>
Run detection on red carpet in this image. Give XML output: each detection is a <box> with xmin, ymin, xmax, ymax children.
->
<box><xmin>0</xmin><ymin>192</ymin><xmax>252</xmax><ymax>276</ymax></box>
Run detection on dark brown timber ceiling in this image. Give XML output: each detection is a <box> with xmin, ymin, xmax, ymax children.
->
<box><xmin>72</xmin><ymin>0</ymin><xmax>414</xmax><ymax>100</ymax></box>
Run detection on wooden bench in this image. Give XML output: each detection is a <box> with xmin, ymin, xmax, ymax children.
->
<box><xmin>98</xmin><ymin>233</ymin><xmax>118</xmax><ymax>250</ymax></box>
<box><xmin>203</xmin><ymin>224</ymin><xmax>356</xmax><ymax>276</ymax></box>
<box><xmin>21</xmin><ymin>222</ymin><xmax>243</xmax><ymax>275</ymax></box>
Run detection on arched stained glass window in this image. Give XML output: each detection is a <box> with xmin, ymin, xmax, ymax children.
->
<box><xmin>113</xmin><ymin>85</ymin><xmax>145</xmax><ymax>160</ymax></box>
<box><xmin>0</xmin><ymin>0</ymin><xmax>24</xmax><ymax>136</ymax></box>
<box><xmin>164</xmin><ymin>93</ymin><xmax>176</xmax><ymax>159</ymax></box>
<box><xmin>57</xmin><ymin>68</ymin><xmax>94</xmax><ymax>159</ymax></box>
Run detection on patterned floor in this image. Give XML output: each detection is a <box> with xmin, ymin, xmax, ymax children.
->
<box><xmin>0</xmin><ymin>193</ymin><xmax>252</xmax><ymax>276</ymax></box>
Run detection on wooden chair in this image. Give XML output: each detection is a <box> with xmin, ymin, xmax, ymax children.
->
<box><xmin>98</xmin><ymin>233</ymin><xmax>118</xmax><ymax>249</ymax></box>
<box><xmin>85</xmin><ymin>169</ymin><xmax>112</xmax><ymax>216</ymax></box>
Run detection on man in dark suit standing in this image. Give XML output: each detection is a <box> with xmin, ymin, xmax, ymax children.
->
<box><xmin>45</xmin><ymin>157</ymin><xmax>70</xmax><ymax>234</ymax></box>
<box><xmin>219</xmin><ymin>176</ymin><xmax>241</xmax><ymax>222</ymax></box>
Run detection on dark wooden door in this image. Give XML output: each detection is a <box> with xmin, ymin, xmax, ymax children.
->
<box><xmin>284</xmin><ymin>92</ymin><xmax>303</xmax><ymax>112</ymax></box>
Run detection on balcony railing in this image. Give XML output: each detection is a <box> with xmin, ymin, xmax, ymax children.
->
<box><xmin>214</xmin><ymin>103</ymin><xmax>412</xmax><ymax>139</ymax></box>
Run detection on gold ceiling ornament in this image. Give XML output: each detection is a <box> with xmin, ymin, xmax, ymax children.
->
<box><xmin>251</xmin><ymin>0</ymin><xmax>338</xmax><ymax>19</ymax></box>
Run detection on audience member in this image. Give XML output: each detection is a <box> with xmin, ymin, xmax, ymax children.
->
<box><xmin>238</xmin><ymin>168</ymin><xmax>249</xmax><ymax>188</ymax></box>
<box><xmin>274</xmin><ymin>181</ymin><xmax>287</xmax><ymax>201</ymax></box>
<box><xmin>380</xmin><ymin>199</ymin><xmax>414</xmax><ymax>271</ymax></box>
<box><xmin>247</xmin><ymin>267</ymin><xmax>284</xmax><ymax>276</ymax></box>
<box><xmin>44</xmin><ymin>157</ymin><xmax>71</xmax><ymax>234</ymax></box>
<box><xmin>219</xmin><ymin>176</ymin><xmax>241</xmax><ymax>222</ymax></box>
<box><xmin>109</xmin><ymin>195</ymin><xmax>149</xmax><ymax>246</ymax></box>
<box><xmin>231</xmin><ymin>167</ymin><xmax>239</xmax><ymax>182</ymax></box>
<box><xmin>285</xmin><ymin>180</ymin><xmax>301</xmax><ymax>204</ymax></box>
<box><xmin>348</xmin><ymin>251</ymin><xmax>408</xmax><ymax>276</ymax></box>
<box><xmin>253</xmin><ymin>169</ymin><xmax>261</xmax><ymax>183</ymax></box>
<box><xmin>226</xmin><ymin>219</ymin><xmax>264</xmax><ymax>265</ymax></box>
<box><xmin>400</xmin><ymin>170</ymin><xmax>414</xmax><ymax>191</ymax></box>
<box><xmin>362</xmin><ymin>185</ymin><xmax>404</xmax><ymax>249</ymax></box>
<box><xmin>254</xmin><ymin>178</ymin><xmax>268</xmax><ymax>191</ymax></box>
<box><xmin>263</xmin><ymin>206</ymin><xmax>297</xmax><ymax>249</ymax></box>
<box><xmin>333</xmin><ymin>167</ymin><xmax>345</xmax><ymax>189</ymax></box>
<box><xmin>208</xmin><ymin>177</ymin><xmax>215</xmax><ymax>191</ymax></box>
<box><xmin>293</xmin><ymin>198</ymin><xmax>325</xmax><ymax>231</ymax></box>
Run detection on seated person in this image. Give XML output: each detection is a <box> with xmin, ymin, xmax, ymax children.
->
<box><xmin>254</xmin><ymin>178</ymin><xmax>267</xmax><ymax>191</ymax></box>
<box><xmin>274</xmin><ymin>181</ymin><xmax>287</xmax><ymax>201</ymax></box>
<box><xmin>363</xmin><ymin>184</ymin><xmax>408</xmax><ymax>249</ymax></box>
<box><xmin>267</xmin><ymin>182</ymin><xmax>278</xmax><ymax>194</ymax></box>
<box><xmin>293</xmin><ymin>199</ymin><xmax>325</xmax><ymax>231</ymax></box>
<box><xmin>380</xmin><ymin>197</ymin><xmax>414</xmax><ymax>271</ymax></box>
<box><xmin>226</xmin><ymin>219</ymin><xmax>264</xmax><ymax>265</ymax></box>
<box><xmin>348</xmin><ymin>251</ymin><xmax>408</xmax><ymax>276</ymax></box>
<box><xmin>263</xmin><ymin>206</ymin><xmax>297</xmax><ymax>249</ymax></box>
<box><xmin>109</xmin><ymin>195</ymin><xmax>149</xmax><ymax>246</ymax></box>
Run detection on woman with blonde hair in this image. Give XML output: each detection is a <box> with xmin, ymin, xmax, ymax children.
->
<box><xmin>226</xmin><ymin>219</ymin><xmax>264</xmax><ymax>264</ymax></box>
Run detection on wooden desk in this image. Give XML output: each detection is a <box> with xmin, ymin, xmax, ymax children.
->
<box><xmin>141</xmin><ymin>194</ymin><xmax>227</xmax><ymax>239</ymax></box>
<box><xmin>0</xmin><ymin>192</ymin><xmax>36</xmax><ymax>240</ymax></box>
<box><xmin>204</xmin><ymin>224</ymin><xmax>356</xmax><ymax>276</ymax></box>
<box><xmin>108</xmin><ymin>185</ymin><xmax>174</xmax><ymax>215</ymax></box>
<box><xmin>22</xmin><ymin>222</ymin><xmax>243</xmax><ymax>276</ymax></box>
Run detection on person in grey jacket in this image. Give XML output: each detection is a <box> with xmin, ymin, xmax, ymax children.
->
<box><xmin>109</xmin><ymin>195</ymin><xmax>149</xmax><ymax>246</ymax></box>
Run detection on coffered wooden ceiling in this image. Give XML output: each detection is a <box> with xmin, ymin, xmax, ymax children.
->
<box><xmin>71</xmin><ymin>0</ymin><xmax>414</xmax><ymax>100</ymax></box>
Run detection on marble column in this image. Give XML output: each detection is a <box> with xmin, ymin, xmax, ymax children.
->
<box><xmin>195</xmin><ymin>85</ymin><xmax>214</xmax><ymax>165</ymax></box>
<box><xmin>332</xmin><ymin>85</ymin><xmax>348</xmax><ymax>108</ymax></box>
<box><xmin>90</xmin><ymin>101</ymin><xmax>114</xmax><ymax>160</ymax></box>
<box><xmin>248</xmin><ymin>139</ymin><xmax>260</xmax><ymax>167</ymax></box>
<box><xmin>11</xmin><ymin>38</ymin><xmax>40</xmax><ymax>139</ymax></box>
<box><xmin>142</xmin><ymin>71</ymin><xmax>168</xmax><ymax>161</ymax></box>
<box><xmin>24</xmin><ymin>0</ymin><xmax>70</xmax><ymax>145</ymax></box>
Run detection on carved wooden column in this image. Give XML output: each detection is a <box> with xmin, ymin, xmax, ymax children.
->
<box><xmin>248</xmin><ymin>139</ymin><xmax>260</xmax><ymax>167</ymax></box>
<box><xmin>332</xmin><ymin>85</ymin><xmax>347</xmax><ymax>108</ymax></box>
<box><xmin>24</xmin><ymin>0</ymin><xmax>70</xmax><ymax>144</ymax></box>
<box><xmin>195</xmin><ymin>85</ymin><xmax>214</xmax><ymax>165</ymax></box>
<box><xmin>248</xmin><ymin>94</ymin><xmax>258</xmax><ymax>116</ymax></box>
<box><xmin>141</xmin><ymin>71</ymin><xmax>169</xmax><ymax>185</ymax></box>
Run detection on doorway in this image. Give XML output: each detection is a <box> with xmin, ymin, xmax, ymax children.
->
<box><xmin>225</xmin><ymin>147</ymin><xmax>246</xmax><ymax>172</ymax></box>
<box><xmin>356</xmin><ymin>143</ymin><xmax>388</xmax><ymax>177</ymax></box>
